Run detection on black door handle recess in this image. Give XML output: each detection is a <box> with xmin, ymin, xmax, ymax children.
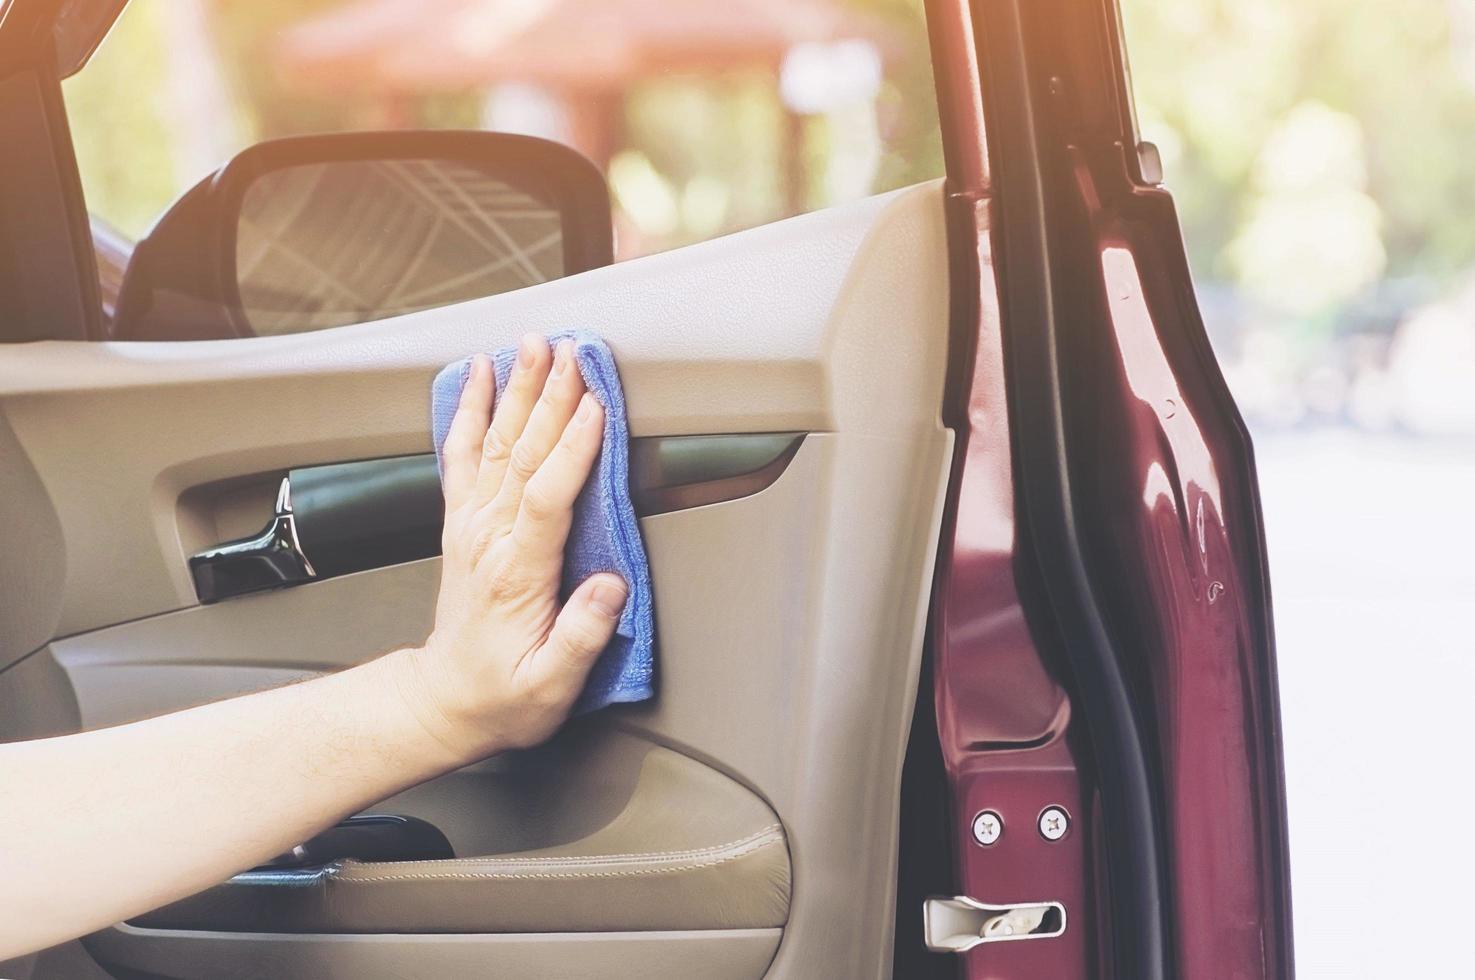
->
<box><xmin>187</xmin><ymin>455</ymin><xmax>442</xmax><ymax>603</ymax></box>
<box><xmin>256</xmin><ymin>814</ymin><xmax>454</xmax><ymax>869</ymax></box>
<box><xmin>289</xmin><ymin>455</ymin><xmax>445</xmax><ymax>579</ymax></box>
<box><xmin>190</xmin><ymin>434</ymin><xmax>804</xmax><ymax>604</ymax></box>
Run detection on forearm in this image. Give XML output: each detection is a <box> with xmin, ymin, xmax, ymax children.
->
<box><xmin>0</xmin><ymin>648</ymin><xmax>463</xmax><ymax>960</ymax></box>
<box><xmin>0</xmin><ymin>339</ymin><xmax>625</xmax><ymax>960</ymax></box>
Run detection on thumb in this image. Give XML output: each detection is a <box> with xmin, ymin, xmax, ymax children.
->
<box><xmin>539</xmin><ymin>573</ymin><xmax>628</xmax><ymax>687</ymax></box>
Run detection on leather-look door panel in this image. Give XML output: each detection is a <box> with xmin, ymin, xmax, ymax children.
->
<box><xmin>132</xmin><ymin>730</ymin><xmax>790</xmax><ymax>935</ymax></box>
<box><xmin>0</xmin><ymin>181</ymin><xmax>952</xmax><ymax>980</ymax></box>
<box><xmin>85</xmin><ymin>928</ymin><xmax>784</xmax><ymax>980</ymax></box>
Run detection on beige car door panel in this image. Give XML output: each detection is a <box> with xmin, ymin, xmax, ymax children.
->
<box><xmin>132</xmin><ymin>728</ymin><xmax>792</xmax><ymax>935</ymax></box>
<box><xmin>84</xmin><ymin>928</ymin><xmax>785</xmax><ymax>980</ymax></box>
<box><xmin>0</xmin><ymin>181</ymin><xmax>951</xmax><ymax>979</ymax></box>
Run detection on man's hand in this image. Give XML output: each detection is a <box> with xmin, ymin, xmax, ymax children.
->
<box><xmin>398</xmin><ymin>334</ymin><xmax>628</xmax><ymax>763</ymax></box>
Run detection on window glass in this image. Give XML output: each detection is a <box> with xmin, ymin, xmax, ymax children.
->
<box><xmin>64</xmin><ymin>0</ymin><xmax>942</xmax><ymax>262</ymax></box>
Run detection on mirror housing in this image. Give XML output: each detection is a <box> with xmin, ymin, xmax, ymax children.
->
<box><xmin>113</xmin><ymin>131</ymin><xmax>612</xmax><ymax>340</ymax></box>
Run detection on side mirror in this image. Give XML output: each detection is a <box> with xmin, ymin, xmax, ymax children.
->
<box><xmin>113</xmin><ymin>132</ymin><xmax>612</xmax><ymax>340</ymax></box>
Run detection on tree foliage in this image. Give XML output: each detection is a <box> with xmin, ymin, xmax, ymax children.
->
<box><xmin>1123</xmin><ymin>0</ymin><xmax>1475</xmax><ymax>319</ymax></box>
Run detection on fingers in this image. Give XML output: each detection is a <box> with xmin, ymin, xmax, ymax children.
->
<box><xmin>441</xmin><ymin>355</ymin><xmax>494</xmax><ymax>514</ymax></box>
<box><xmin>473</xmin><ymin>334</ymin><xmax>553</xmax><ymax>507</ymax></box>
<box><xmin>483</xmin><ymin>339</ymin><xmax>586</xmax><ymax>524</ymax></box>
<box><xmin>536</xmin><ymin>573</ymin><xmax>628</xmax><ymax>688</ymax></box>
<box><xmin>512</xmin><ymin>394</ymin><xmax>604</xmax><ymax>556</ymax></box>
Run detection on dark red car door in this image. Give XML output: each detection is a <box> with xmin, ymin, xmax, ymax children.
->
<box><xmin>905</xmin><ymin>0</ymin><xmax>1295</xmax><ymax>976</ymax></box>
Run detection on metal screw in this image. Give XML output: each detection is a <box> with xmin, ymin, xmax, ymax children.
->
<box><xmin>1037</xmin><ymin>806</ymin><xmax>1070</xmax><ymax>841</ymax></box>
<box><xmin>971</xmin><ymin>809</ymin><xmax>1003</xmax><ymax>846</ymax></box>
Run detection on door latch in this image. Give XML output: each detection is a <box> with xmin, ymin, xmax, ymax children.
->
<box><xmin>923</xmin><ymin>896</ymin><xmax>1067</xmax><ymax>953</ymax></box>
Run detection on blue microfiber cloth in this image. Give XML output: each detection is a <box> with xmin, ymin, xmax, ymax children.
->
<box><xmin>430</xmin><ymin>331</ymin><xmax>654</xmax><ymax>715</ymax></box>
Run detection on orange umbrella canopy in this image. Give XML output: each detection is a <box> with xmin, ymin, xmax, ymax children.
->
<box><xmin>278</xmin><ymin>0</ymin><xmax>883</xmax><ymax>94</ymax></box>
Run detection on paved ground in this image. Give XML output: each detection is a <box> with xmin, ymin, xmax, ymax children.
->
<box><xmin>1255</xmin><ymin>429</ymin><xmax>1475</xmax><ymax>977</ymax></box>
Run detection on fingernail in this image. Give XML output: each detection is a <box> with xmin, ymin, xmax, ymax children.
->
<box><xmin>589</xmin><ymin>578</ymin><xmax>628</xmax><ymax>618</ymax></box>
<box><xmin>471</xmin><ymin>354</ymin><xmax>488</xmax><ymax>381</ymax></box>
<box><xmin>551</xmin><ymin>341</ymin><xmax>571</xmax><ymax>375</ymax></box>
<box><xmin>518</xmin><ymin>334</ymin><xmax>539</xmax><ymax>369</ymax></box>
<box><xmin>575</xmin><ymin>393</ymin><xmax>595</xmax><ymax>424</ymax></box>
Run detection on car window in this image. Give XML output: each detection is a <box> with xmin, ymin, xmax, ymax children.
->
<box><xmin>64</xmin><ymin>0</ymin><xmax>943</xmax><ymax>266</ymax></box>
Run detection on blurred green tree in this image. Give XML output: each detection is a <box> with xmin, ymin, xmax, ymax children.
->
<box><xmin>63</xmin><ymin>0</ymin><xmax>177</xmax><ymax>238</ymax></box>
<box><xmin>63</xmin><ymin>0</ymin><xmax>941</xmax><ymax>254</ymax></box>
<box><xmin>1122</xmin><ymin>0</ymin><xmax>1475</xmax><ymax>324</ymax></box>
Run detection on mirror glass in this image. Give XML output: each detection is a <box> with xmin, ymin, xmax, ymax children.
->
<box><xmin>236</xmin><ymin>159</ymin><xmax>563</xmax><ymax>335</ymax></box>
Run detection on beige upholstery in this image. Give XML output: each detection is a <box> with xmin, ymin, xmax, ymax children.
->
<box><xmin>137</xmin><ymin>826</ymin><xmax>788</xmax><ymax>934</ymax></box>
<box><xmin>135</xmin><ymin>733</ymin><xmax>791</xmax><ymax>934</ymax></box>
<box><xmin>1</xmin><ymin>181</ymin><xmax>953</xmax><ymax>979</ymax></box>
<box><xmin>84</xmin><ymin>927</ymin><xmax>784</xmax><ymax>980</ymax></box>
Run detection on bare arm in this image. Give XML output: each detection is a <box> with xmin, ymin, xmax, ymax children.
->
<box><xmin>0</xmin><ymin>336</ymin><xmax>627</xmax><ymax>959</ymax></box>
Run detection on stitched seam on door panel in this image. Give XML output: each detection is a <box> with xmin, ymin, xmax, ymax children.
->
<box><xmin>331</xmin><ymin>828</ymin><xmax>784</xmax><ymax>883</ymax></box>
<box><xmin>335</xmin><ymin>824</ymin><xmax>783</xmax><ymax>871</ymax></box>
<box><xmin>444</xmin><ymin>824</ymin><xmax>784</xmax><ymax>864</ymax></box>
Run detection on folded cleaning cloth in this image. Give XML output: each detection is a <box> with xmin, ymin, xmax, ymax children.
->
<box><xmin>430</xmin><ymin>332</ymin><xmax>654</xmax><ymax>715</ymax></box>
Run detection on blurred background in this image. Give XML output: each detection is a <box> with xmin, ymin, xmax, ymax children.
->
<box><xmin>63</xmin><ymin>0</ymin><xmax>943</xmax><ymax>261</ymax></box>
<box><xmin>63</xmin><ymin>0</ymin><xmax>1475</xmax><ymax>975</ymax></box>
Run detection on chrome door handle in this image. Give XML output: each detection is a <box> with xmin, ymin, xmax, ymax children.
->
<box><xmin>189</xmin><ymin>477</ymin><xmax>317</xmax><ymax>604</ymax></box>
